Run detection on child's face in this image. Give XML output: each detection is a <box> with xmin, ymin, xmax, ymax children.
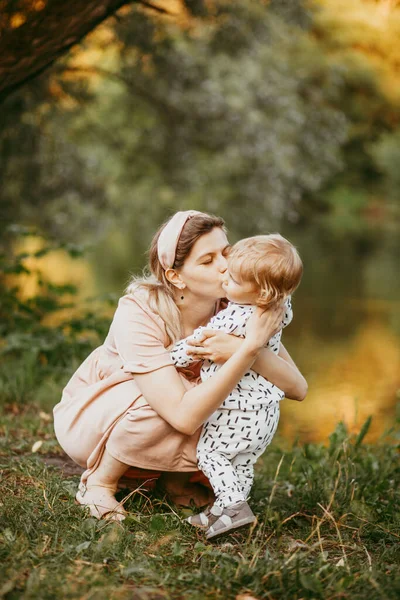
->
<box><xmin>222</xmin><ymin>266</ymin><xmax>259</xmax><ymax>305</ymax></box>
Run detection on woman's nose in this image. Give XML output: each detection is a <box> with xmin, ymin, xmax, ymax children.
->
<box><xmin>218</xmin><ymin>255</ymin><xmax>228</xmax><ymax>273</ymax></box>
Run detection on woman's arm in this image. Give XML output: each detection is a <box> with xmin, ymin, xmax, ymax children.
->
<box><xmin>134</xmin><ymin>344</ymin><xmax>258</xmax><ymax>436</ymax></box>
<box><xmin>133</xmin><ymin>306</ymin><xmax>285</xmax><ymax>436</ymax></box>
<box><xmin>186</xmin><ymin>332</ymin><xmax>307</xmax><ymax>401</ymax></box>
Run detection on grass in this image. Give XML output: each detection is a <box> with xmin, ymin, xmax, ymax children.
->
<box><xmin>0</xmin><ymin>395</ymin><xmax>399</xmax><ymax>599</ymax></box>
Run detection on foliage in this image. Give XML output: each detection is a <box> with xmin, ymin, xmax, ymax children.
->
<box><xmin>312</xmin><ymin>0</ymin><xmax>400</xmax><ymax>103</ymax></box>
<box><xmin>0</xmin><ymin>0</ymin><xmax>158</xmax><ymax>102</ymax></box>
<box><xmin>2</xmin><ymin>0</ymin><xmax>400</xmax><ymax>279</ymax></box>
<box><xmin>0</xmin><ymin>225</ymin><xmax>116</xmax><ymax>406</ymax></box>
<box><xmin>72</xmin><ymin>0</ymin><xmax>348</xmax><ymax>235</ymax></box>
<box><xmin>0</xmin><ymin>78</ymin><xmax>109</xmax><ymax>245</ymax></box>
<box><xmin>369</xmin><ymin>129</ymin><xmax>400</xmax><ymax>201</ymax></box>
<box><xmin>1</xmin><ymin>1</ymin><xmax>351</xmax><ymax>255</ymax></box>
<box><xmin>309</xmin><ymin>0</ymin><xmax>400</xmax><ymax>230</ymax></box>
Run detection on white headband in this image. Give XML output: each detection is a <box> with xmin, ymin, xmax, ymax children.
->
<box><xmin>157</xmin><ymin>210</ymin><xmax>203</xmax><ymax>270</ymax></box>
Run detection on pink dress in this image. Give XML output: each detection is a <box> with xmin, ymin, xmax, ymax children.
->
<box><xmin>53</xmin><ymin>291</ymin><xmax>211</xmax><ymax>485</ymax></box>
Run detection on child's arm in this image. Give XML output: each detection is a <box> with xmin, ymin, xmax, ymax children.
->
<box><xmin>172</xmin><ymin>305</ymin><xmax>246</xmax><ymax>365</ymax></box>
<box><xmin>170</xmin><ymin>327</ymin><xmax>206</xmax><ymax>368</ymax></box>
<box><xmin>170</xmin><ymin>307</ymin><xmax>234</xmax><ymax>367</ymax></box>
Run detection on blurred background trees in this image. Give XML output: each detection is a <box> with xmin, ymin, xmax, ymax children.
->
<box><xmin>1</xmin><ymin>0</ymin><xmax>399</xmax><ymax>251</ymax></box>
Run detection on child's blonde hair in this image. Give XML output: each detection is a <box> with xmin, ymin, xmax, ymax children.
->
<box><xmin>228</xmin><ymin>234</ymin><xmax>303</xmax><ymax>309</ymax></box>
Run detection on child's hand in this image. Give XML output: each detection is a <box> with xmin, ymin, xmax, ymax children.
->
<box><xmin>245</xmin><ymin>303</ymin><xmax>286</xmax><ymax>351</ymax></box>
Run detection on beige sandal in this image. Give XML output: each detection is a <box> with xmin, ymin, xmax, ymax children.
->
<box><xmin>75</xmin><ymin>482</ymin><xmax>127</xmax><ymax>522</ymax></box>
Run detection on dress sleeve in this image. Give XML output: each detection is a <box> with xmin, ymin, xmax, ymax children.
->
<box><xmin>111</xmin><ymin>294</ymin><xmax>173</xmax><ymax>374</ymax></box>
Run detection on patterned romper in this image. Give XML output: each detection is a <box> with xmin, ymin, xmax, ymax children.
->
<box><xmin>170</xmin><ymin>298</ymin><xmax>293</xmax><ymax>508</ymax></box>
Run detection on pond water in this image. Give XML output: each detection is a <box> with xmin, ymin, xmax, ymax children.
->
<box><xmin>276</xmin><ymin>224</ymin><xmax>400</xmax><ymax>443</ymax></box>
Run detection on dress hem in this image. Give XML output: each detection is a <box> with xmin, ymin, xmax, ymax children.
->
<box><xmin>105</xmin><ymin>444</ymin><xmax>199</xmax><ymax>473</ymax></box>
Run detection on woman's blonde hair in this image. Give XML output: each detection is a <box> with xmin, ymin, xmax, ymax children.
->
<box><xmin>228</xmin><ymin>234</ymin><xmax>303</xmax><ymax>309</ymax></box>
<box><xmin>125</xmin><ymin>212</ymin><xmax>226</xmax><ymax>346</ymax></box>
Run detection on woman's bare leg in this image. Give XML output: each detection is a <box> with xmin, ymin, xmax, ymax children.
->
<box><xmin>86</xmin><ymin>448</ymin><xmax>129</xmax><ymax>489</ymax></box>
<box><xmin>76</xmin><ymin>449</ymin><xmax>130</xmax><ymax>521</ymax></box>
<box><xmin>82</xmin><ymin>450</ymin><xmax>213</xmax><ymax>511</ymax></box>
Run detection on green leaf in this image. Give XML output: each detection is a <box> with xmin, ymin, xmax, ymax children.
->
<box><xmin>75</xmin><ymin>541</ymin><xmax>91</xmax><ymax>553</ymax></box>
<box><xmin>299</xmin><ymin>572</ymin><xmax>323</xmax><ymax>594</ymax></box>
<box><xmin>149</xmin><ymin>514</ymin><xmax>166</xmax><ymax>532</ymax></box>
<box><xmin>355</xmin><ymin>416</ymin><xmax>372</xmax><ymax>449</ymax></box>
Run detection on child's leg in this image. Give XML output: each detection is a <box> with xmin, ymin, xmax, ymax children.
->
<box><xmin>197</xmin><ymin>451</ymin><xmax>246</xmax><ymax>509</ymax></box>
<box><xmin>194</xmin><ymin>404</ymin><xmax>280</xmax><ymax>514</ymax></box>
<box><xmin>232</xmin><ymin>403</ymin><xmax>281</xmax><ymax>500</ymax></box>
<box><xmin>201</xmin><ymin>405</ymin><xmax>281</xmax><ymax>539</ymax></box>
<box><xmin>196</xmin><ymin>408</ymin><xmax>247</xmax><ymax>509</ymax></box>
<box><xmin>200</xmin><ymin>448</ymin><xmax>259</xmax><ymax>540</ymax></box>
<box><xmin>261</xmin><ymin>402</ymin><xmax>280</xmax><ymax>447</ymax></box>
<box><xmin>231</xmin><ymin>452</ymin><xmax>255</xmax><ymax>501</ymax></box>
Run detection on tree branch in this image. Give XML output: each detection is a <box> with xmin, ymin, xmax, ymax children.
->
<box><xmin>0</xmin><ymin>0</ymin><xmax>174</xmax><ymax>104</ymax></box>
<box><xmin>57</xmin><ymin>65</ymin><xmax>183</xmax><ymax>119</ymax></box>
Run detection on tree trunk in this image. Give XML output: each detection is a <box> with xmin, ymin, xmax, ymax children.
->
<box><xmin>0</xmin><ymin>0</ymin><xmax>133</xmax><ymax>103</ymax></box>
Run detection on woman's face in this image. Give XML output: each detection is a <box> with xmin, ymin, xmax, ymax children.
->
<box><xmin>178</xmin><ymin>227</ymin><xmax>230</xmax><ymax>299</ymax></box>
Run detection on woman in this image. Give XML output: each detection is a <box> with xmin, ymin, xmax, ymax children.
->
<box><xmin>53</xmin><ymin>211</ymin><xmax>307</xmax><ymax>521</ymax></box>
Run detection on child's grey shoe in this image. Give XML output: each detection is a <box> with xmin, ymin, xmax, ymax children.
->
<box><xmin>205</xmin><ymin>501</ymin><xmax>256</xmax><ymax>540</ymax></box>
<box><xmin>185</xmin><ymin>504</ymin><xmax>222</xmax><ymax>529</ymax></box>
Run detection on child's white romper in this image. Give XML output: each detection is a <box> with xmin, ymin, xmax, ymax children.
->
<box><xmin>170</xmin><ymin>298</ymin><xmax>293</xmax><ymax>508</ymax></box>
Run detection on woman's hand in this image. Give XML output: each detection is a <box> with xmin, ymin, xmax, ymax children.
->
<box><xmin>244</xmin><ymin>304</ymin><xmax>285</xmax><ymax>351</ymax></box>
<box><xmin>186</xmin><ymin>330</ymin><xmax>242</xmax><ymax>364</ymax></box>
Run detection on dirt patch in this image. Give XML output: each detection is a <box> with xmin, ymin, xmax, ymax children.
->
<box><xmin>41</xmin><ymin>454</ymin><xmax>83</xmax><ymax>477</ymax></box>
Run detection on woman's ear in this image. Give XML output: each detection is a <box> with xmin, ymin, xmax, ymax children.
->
<box><xmin>165</xmin><ymin>268</ymin><xmax>185</xmax><ymax>290</ymax></box>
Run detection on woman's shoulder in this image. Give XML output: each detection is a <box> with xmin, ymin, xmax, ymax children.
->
<box><xmin>118</xmin><ymin>288</ymin><xmax>149</xmax><ymax>309</ymax></box>
<box><xmin>117</xmin><ymin>288</ymin><xmax>151</xmax><ymax>314</ymax></box>
<box><xmin>116</xmin><ymin>289</ymin><xmax>166</xmax><ymax>328</ymax></box>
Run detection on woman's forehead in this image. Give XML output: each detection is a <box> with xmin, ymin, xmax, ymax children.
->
<box><xmin>191</xmin><ymin>227</ymin><xmax>229</xmax><ymax>257</ymax></box>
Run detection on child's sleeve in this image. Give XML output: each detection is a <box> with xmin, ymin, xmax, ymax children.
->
<box><xmin>170</xmin><ymin>327</ymin><xmax>206</xmax><ymax>367</ymax></box>
<box><xmin>267</xmin><ymin>329</ymin><xmax>282</xmax><ymax>353</ymax></box>
<box><xmin>281</xmin><ymin>296</ymin><xmax>293</xmax><ymax>329</ymax></box>
<box><xmin>207</xmin><ymin>306</ymin><xmax>243</xmax><ymax>335</ymax></box>
<box><xmin>170</xmin><ymin>306</ymin><xmax>233</xmax><ymax>366</ymax></box>
<box><xmin>267</xmin><ymin>297</ymin><xmax>292</xmax><ymax>352</ymax></box>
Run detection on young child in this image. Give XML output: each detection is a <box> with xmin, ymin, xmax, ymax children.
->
<box><xmin>170</xmin><ymin>234</ymin><xmax>303</xmax><ymax>539</ymax></box>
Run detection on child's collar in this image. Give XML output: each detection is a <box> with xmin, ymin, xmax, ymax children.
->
<box><xmin>227</xmin><ymin>301</ymin><xmax>255</xmax><ymax>310</ymax></box>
